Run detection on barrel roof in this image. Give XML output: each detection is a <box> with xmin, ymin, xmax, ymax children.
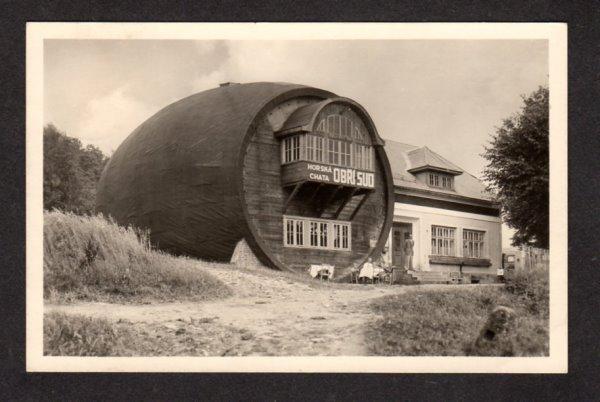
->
<box><xmin>97</xmin><ymin>82</ymin><xmax>335</xmax><ymax>262</ymax></box>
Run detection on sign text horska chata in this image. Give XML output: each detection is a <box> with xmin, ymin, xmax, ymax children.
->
<box><xmin>307</xmin><ymin>163</ymin><xmax>375</xmax><ymax>188</ymax></box>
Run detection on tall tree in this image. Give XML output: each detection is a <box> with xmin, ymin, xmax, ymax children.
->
<box><xmin>43</xmin><ymin>124</ymin><xmax>109</xmax><ymax>214</ymax></box>
<box><xmin>483</xmin><ymin>86</ymin><xmax>549</xmax><ymax>248</ymax></box>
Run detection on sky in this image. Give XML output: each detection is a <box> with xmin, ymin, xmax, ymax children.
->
<box><xmin>44</xmin><ymin>39</ymin><xmax>548</xmax><ymax>247</ymax></box>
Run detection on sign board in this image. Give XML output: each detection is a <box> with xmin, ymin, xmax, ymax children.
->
<box><xmin>281</xmin><ymin>161</ymin><xmax>375</xmax><ymax>189</ymax></box>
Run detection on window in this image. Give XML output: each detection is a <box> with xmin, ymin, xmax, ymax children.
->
<box><xmin>284</xmin><ymin>216</ymin><xmax>351</xmax><ymax>250</ymax></box>
<box><xmin>282</xmin><ymin>135</ymin><xmax>302</xmax><ymax>164</ymax></box>
<box><xmin>333</xmin><ymin>224</ymin><xmax>341</xmax><ymax>248</ymax></box>
<box><xmin>282</xmin><ymin>133</ymin><xmax>373</xmax><ymax>171</ymax></box>
<box><xmin>340</xmin><ymin>141</ymin><xmax>352</xmax><ymax>167</ymax></box>
<box><xmin>353</xmin><ymin>143</ymin><xmax>363</xmax><ymax>170</ymax></box>
<box><xmin>284</xmin><ymin>218</ymin><xmax>304</xmax><ymax>246</ymax></box>
<box><xmin>310</xmin><ymin>221</ymin><xmax>319</xmax><ymax>247</ymax></box>
<box><xmin>431</xmin><ymin>225</ymin><xmax>456</xmax><ymax>256</ymax></box>
<box><xmin>351</xmin><ymin>144</ymin><xmax>374</xmax><ymax>171</ymax></box>
<box><xmin>364</xmin><ymin>145</ymin><xmax>372</xmax><ymax>171</ymax></box>
<box><xmin>429</xmin><ymin>173</ymin><xmax>439</xmax><ymax>187</ymax></box>
<box><xmin>319</xmin><ymin>222</ymin><xmax>328</xmax><ymax>247</ymax></box>
<box><xmin>317</xmin><ymin>114</ymin><xmax>361</xmax><ymax>140</ymax></box>
<box><xmin>315</xmin><ymin>136</ymin><xmax>324</xmax><ymax>163</ymax></box>
<box><xmin>328</xmin><ymin>138</ymin><xmax>339</xmax><ymax>165</ymax></box>
<box><xmin>306</xmin><ymin>134</ymin><xmax>315</xmax><ymax>162</ymax></box>
<box><xmin>305</xmin><ymin>134</ymin><xmax>326</xmax><ymax>163</ymax></box>
<box><xmin>428</xmin><ymin>172</ymin><xmax>453</xmax><ymax>189</ymax></box>
<box><xmin>353</xmin><ymin>126</ymin><xmax>364</xmax><ymax>141</ymax></box>
<box><xmin>295</xmin><ymin>220</ymin><xmax>304</xmax><ymax>245</ymax></box>
<box><xmin>463</xmin><ymin>229</ymin><xmax>485</xmax><ymax>258</ymax></box>
<box><xmin>341</xmin><ymin>224</ymin><xmax>349</xmax><ymax>249</ymax></box>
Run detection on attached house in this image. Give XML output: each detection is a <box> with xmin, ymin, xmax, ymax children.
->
<box><xmin>382</xmin><ymin>141</ymin><xmax>502</xmax><ymax>283</ymax></box>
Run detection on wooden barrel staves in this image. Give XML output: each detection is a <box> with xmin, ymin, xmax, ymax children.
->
<box><xmin>96</xmin><ymin>82</ymin><xmax>395</xmax><ymax>277</ymax></box>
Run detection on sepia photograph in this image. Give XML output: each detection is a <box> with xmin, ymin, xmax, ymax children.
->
<box><xmin>26</xmin><ymin>23</ymin><xmax>567</xmax><ymax>372</ymax></box>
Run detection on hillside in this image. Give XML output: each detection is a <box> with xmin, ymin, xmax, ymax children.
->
<box><xmin>44</xmin><ymin>210</ymin><xmax>231</xmax><ymax>303</ymax></box>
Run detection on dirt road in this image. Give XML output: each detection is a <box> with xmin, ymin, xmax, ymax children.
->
<box><xmin>46</xmin><ymin>265</ymin><xmax>449</xmax><ymax>356</ymax></box>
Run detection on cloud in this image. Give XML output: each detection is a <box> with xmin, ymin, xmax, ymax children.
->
<box><xmin>191</xmin><ymin>69</ymin><xmax>229</xmax><ymax>93</ymax></box>
<box><xmin>75</xmin><ymin>85</ymin><xmax>156</xmax><ymax>154</ymax></box>
<box><xmin>44</xmin><ymin>38</ymin><xmax>548</xmax><ymax>179</ymax></box>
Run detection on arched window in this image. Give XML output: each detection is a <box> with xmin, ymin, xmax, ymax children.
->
<box><xmin>316</xmin><ymin>114</ymin><xmax>364</xmax><ymax>141</ymax></box>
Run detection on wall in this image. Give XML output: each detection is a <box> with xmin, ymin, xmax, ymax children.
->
<box><xmin>383</xmin><ymin>201</ymin><xmax>502</xmax><ymax>275</ymax></box>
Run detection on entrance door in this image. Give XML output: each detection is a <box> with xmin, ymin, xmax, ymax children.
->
<box><xmin>392</xmin><ymin>223</ymin><xmax>412</xmax><ymax>268</ymax></box>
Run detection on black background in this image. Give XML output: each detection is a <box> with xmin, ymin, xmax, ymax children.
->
<box><xmin>1</xmin><ymin>1</ymin><xmax>598</xmax><ymax>400</ymax></box>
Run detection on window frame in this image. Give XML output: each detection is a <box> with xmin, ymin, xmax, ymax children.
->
<box><xmin>281</xmin><ymin>132</ymin><xmax>374</xmax><ymax>172</ymax></box>
<box><xmin>428</xmin><ymin>172</ymin><xmax>454</xmax><ymax>190</ymax></box>
<box><xmin>282</xmin><ymin>135</ymin><xmax>303</xmax><ymax>164</ymax></box>
<box><xmin>431</xmin><ymin>225</ymin><xmax>456</xmax><ymax>256</ymax></box>
<box><xmin>283</xmin><ymin>215</ymin><xmax>351</xmax><ymax>251</ymax></box>
<box><xmin>463</xmin><ymin>229</ymin><xmax>486</xmax><ymax>258</ymax></box>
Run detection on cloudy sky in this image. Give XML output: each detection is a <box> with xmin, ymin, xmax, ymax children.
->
<box><xmin>44</xmin><ymin>39</ymin><xmax>547</xmax><ymax>245</ymax></box>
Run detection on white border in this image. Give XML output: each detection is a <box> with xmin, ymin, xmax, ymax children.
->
<box><xmin>26</xmin><ymin>22</ymin><xmax>568</xmax><ymax>373</ymax></box>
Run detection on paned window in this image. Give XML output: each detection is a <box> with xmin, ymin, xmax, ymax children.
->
<box><xmin>463</xmin><ymin>229</ymin><xmax>485</xmax><ymax>258</ymax></box>
<box><xmin>284</xmin><ymin>218</ymin><xmax>305</xmax><ymax>246</ymax></box>
<box><xmin>328</xmin><ymin>138</ymin><xmax>339</xmax><ymax>165</ymax></box>
<box><xmin>340</xmin><ymin>141</ymin><xmax>352</xmax><ymax>167</ymax></box>
<box><xmin>282</xmin><ymin>135</ymin><xmax>302</xmax><ymax>164</ymax></box>
<box><xmin>431</xmin><ymin>225</ymin><xmax>456</xmax><ymax>256</ymax></box>
<box><xmin>284</xmin><ymin>216</ymin><xmax>351</xmax><ymax>251</ymax></box>
<box><xmin>429</xmin><ymin>172</ymin><xmax>453</xmax><ymax>189</ymax></box>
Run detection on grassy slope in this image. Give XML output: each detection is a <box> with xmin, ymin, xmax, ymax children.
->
<box><xmin>365</xmin><ymin>268</ymin><xmax>549</xmax><ymax>356</ymax></box>
<box><xmin>44</xmin><ymin>211</ymin><xmax>231</xmax><ymax>303</ymax></box>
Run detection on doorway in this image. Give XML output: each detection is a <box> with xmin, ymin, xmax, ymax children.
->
<box><xmin>392</xmin><ymin>223</ymin><xmax>413</xmax><ymax>269</ymax></box>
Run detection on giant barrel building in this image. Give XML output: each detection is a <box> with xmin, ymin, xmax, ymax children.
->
<box><xmin>96</xmin><ymin>82</ymin><xmax>395</xmax><ymax>277</ymax></box>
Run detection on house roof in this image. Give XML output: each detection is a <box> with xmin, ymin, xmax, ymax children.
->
<box><xmin>383</xmin><ymin>140</ymin><xmax>496</xmax><ymax>203</ymax></box>
<box><xmin>406</xmin><ymin>146</ymin><xmax>463</xmax><ymax>175</ymax></box>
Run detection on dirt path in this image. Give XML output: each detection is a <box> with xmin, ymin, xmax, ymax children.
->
<box><xmin>46</xmin><ymin>265</ymin><xmax>453</xmax><ymax>356</ymax></box>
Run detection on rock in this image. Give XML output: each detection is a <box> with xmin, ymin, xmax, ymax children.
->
<box><xmin>163</xmin><ymin>323</ymin><xmax>179</xmax><ymax>331</ymax></box>
<box><xmin>310</xmin><ymin>316</ymin><xmax>326</xmax><ymax>320</ymax></box>
<box><xmin>175</xmin><ymin>328</ymin><xmax>186</xmax><ymax>335</ymax></box>
<box><xmin>467</xmin><ymin>305</ymin><xmax>517</xmax><ymax>356</ymax></box>
<box><xmin>241</xmin><ymin>333</ymin><xmax>253</xmax><ymax>341</ymax></box>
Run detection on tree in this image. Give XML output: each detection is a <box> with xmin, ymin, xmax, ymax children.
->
<box><xmin>43</xmin><ymin>124</ymin><xmax>109</xmax><ymax>214</ymax></box>
<box><xmin>483</xmin><ymin>86</ymin><xmax>549</xmax><ymax>249</ymax></box>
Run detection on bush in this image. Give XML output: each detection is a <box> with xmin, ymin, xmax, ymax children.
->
<box><xmin>44</xmin><ymin>124</ymin><xmax>109</xmax><ymax>215</ymax></box>
<box><xmin>504</xmin><ymin>265</ymin><xmax>549</xmax><ymax>317</ymax></box>
<box><xmin>44</xmin><ymin>210</ymin><xmax>232</xmax><ymax>303</ymax></box>
<box><xmin>44</xmin><ymin>312</ymin><xmax>131</xmax><ymax>356</ymax></box>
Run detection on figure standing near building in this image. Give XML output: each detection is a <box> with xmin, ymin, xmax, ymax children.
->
<box><xmin>404</xmin><ymin>233</ymin><xmax>414</xmax><ymax>270</ymax></box>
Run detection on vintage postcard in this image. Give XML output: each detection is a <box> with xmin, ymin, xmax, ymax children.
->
<box><xmin>26</xmin><ymin>22</ymin><xmax>567</xmax><ymax>372</ymax></box>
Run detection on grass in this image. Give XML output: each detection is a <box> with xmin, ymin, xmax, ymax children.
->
<box><xmin>43</xmin><ymin>311</ymin><xmax>252</xmax><ymax>356</ymax></box>
<box><xmin>365</xmin><ymin>267</ymin><xmax>549</xmax><ymax>356</ymax></box>
<box><xmin>44</xmin><ymin>312</ymin><xmax>132</xmax><ymax>356</ymax></box>
<box><xmin>44</xmin><ymin>210</ymin><xmax>232</xmax><ymax>303</ymax></box>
